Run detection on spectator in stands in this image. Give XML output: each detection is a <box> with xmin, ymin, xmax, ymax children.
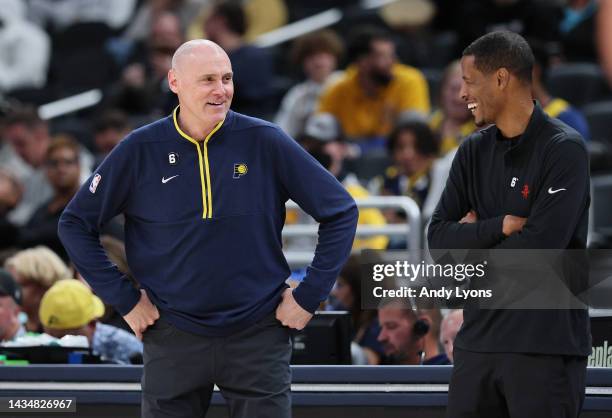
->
<box><xmin>0</xmin><ymin>170</ymin><xmax>21</xmax><ymax>249</ymax></box>
<box><xmin>598</xmin><ymin>0</ymin><xmax>612</xmax><ymax>87</ymax></box>
<box><xmin>125</xmin><ymin>0</ymin><xmax>205</xmax><ymax>43</ymax></box>
<box><xmin>0</xmin><ymin>0</ymin><xmax>50</xmax><ymax>94</ymax></box>
<box><xmin>275</xmin><ymin>30</ymin><xmax>344</xmax><ymax>138</ymax></box>
<box><xmin>559</xmin><ymin>0</ymin><xmax>598</xmax><ymax>63</ymax></box>
<box><xmin>377</xmin><ymin>299</ymin><xmax>434</xmax><ymax>365</ymax></box>
<box><xmin>4</xmin><ymin>246</ymin><xmax>69</xmax><ymax>333</ymax></box>
<box><xmin>204</xmin><ymin>1</ymin><xmax>276</xmax><ymax>118</ymax></box>
<box><xmin>3</xmin><ymin>106</ymin><xmax>53</xmax><ymax>225</ymax></box>
<box><xmin>374</xmin><ymin>119</ymin><xmax>450</xmax><ymax>223</ymax></box>
<box><xmin>112</xmin><ymin>12</ymin><xmax>183</xmax><ymax>117</ymax></box>
<box><xmin>27</xmin><ymin>0</ymin><xmax>136</xmax><ymax>32</ymax></box>
<box><xmin>440</xmin><ymin>309</ymin><xmax>463</xmax><ymax>363</ymax></box>
<box><xmin>318</xmin><ymin>26</ymin><xmax>430</xmax><ymax>144</ymax></box>
<box><xmin>418</xmin><ymin>308</ymin><xmax>450</xmax><ymax>364</ymax></box>
<box><xmin>18</xmin><ymin>136</ymin><xmax>82</xmax><ymax>260</ymax></box>
<box><xmin>330</xmin><ymin>255</ymin><xmax>384</xmax><ymax>364</ymax></box>
<box><xmin>188</xmin><ymin>0</ymin><xmax>287</xmax><ymax>42</ymax></box>
<box><xmin>530</xmin><ymin>40</ymin><xmax>590</xmax><ymax>140</ymax></box>
<box><xmin>378</xmin><ymin>0</ymin><xmax>439</xmax><ymax>68</ymax></box>
<box><xmin>300</xmin><ymin>113</ymin><xmax>388</xmax><ymax>250</ymax></box>
<box><xmin>429</xmin><ymin>61</ymin><xmax>477</xmax><ymax>154</ymax></box>
<box><xmin>0</xmin><ymin>102</ymin><xmax>31</xmax><ymax>181</ymax></box>
<box><xmin>74</xmin><ymin>235</ymin><xmax>136</xmax><ymax>333</ymax></box>
<box><xmin>433</xmin><ymin>0</ymin><xmax>562</xmax><ymax>57</ymax></box>
<box><xmin>0</xmin><ymin>268</ymin><xmax>25</xmax><ymax>342</ymax></box>
<box><xmin>4</xmin><ymin>106</ymin><xmax>92</xmax><ymax>225</ymax></box>
<box><xmin>93</xmin><ymin>110</ymin><xmax>131</xmax><ymax>168</ymax></box>
<box><xmin>39</xmin><ymin>279</ymin><xmax>143</xmax><ymax>364</ymax></box>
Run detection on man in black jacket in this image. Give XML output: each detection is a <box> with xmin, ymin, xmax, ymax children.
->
<box><xmin>428</xmin><ymin>31</ymin><xmax>590</xmax><ymax>418</ymax></box>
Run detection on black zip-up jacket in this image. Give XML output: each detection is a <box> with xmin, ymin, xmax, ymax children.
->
<box><xmin>428</xmin><ymin>102</ymin><xmax>591</xmax><ymax>355</ymax></box>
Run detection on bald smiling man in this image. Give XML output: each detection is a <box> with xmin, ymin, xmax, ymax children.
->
<box><xmin>59</xmin><ymin>40</ymin><xmax>358</xmax><ymax>418</ymax></box>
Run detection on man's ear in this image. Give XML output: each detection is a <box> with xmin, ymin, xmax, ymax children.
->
<box><xmin>532</xmin><ymin>65</ymin><xmax>541</xmax><ymax>82</ymax></box>
<box><xmin>497</xmin><ymin>68</ymin><xmax>510</xmax><ymax>90</ymax></box>
<box><xmin>168</xmin><ymin>69</ymin><xmax>179</xmax><ymax>94</ymax></box>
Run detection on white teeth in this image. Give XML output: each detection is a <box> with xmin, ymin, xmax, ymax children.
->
<box><xmin>467</xmin><ymin>103</ymin><xmax>477</xmax><ymax>110</ymax></box>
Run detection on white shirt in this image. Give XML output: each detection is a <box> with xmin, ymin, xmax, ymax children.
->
<box><xmin>28</xmin><ymin>0</ymin><xmax>136</xmax><ymax>30</ymax></box>
<box><xmin>275</xmin><ymin>71</ymin><xmax>343</xmax><ymax>138</ymax></box>
<box><xmin>0</xmin><ymin>0</ymin><xmax>50</xmax><ymax>92</ymax></box>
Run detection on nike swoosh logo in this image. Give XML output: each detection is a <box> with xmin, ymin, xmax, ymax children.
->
<box><xmin>548</xmin><ymin>187</ymin><xmax>566</xmax><ymax>194</ymax></box>
<box><xmin>162</xmin><ymin>175</ymin><xmax>179</xmax><ymax>184</ymax></box>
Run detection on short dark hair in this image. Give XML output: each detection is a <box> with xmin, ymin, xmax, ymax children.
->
<box><xmin>346</xmin><ymin>25</ymin><xmax>393</xmax><ymax>63</ymax></box>
<box><xmin>378</xmin><ymin>298</ymin><xmax>420</xmax><ymax>321</ymax></box>
<box><xmin>291</xmin><ymin>30</ymin><xmax>344</xmax><ymax>66</ymax></box>
<box><xmin>94</xmin><ymin>110</ymin><xmax>130</xmax><ymax>133</ymax></box>
<box><xmin>212</xmin><ymin>2</ymin><xmax>247</xmax><ymax>36</ymax></box>
<box><xmin>46</xmin><ymin>134</ymin><xmax>80</xmax><ymax>160</ymax></box>
<box><xmin>5</xmin><ymin>104</ymin><xmax>45</xmax><ymax>129</ymax></box>
<box><xmin>387</xmin><ymin>120</ymin><xmax>439</xmax><ymax>157</ymax></box>
<box><xmin>462</xmin><ymin>31</ymin><xmax>534</xmax><ymax>84</ymax></box>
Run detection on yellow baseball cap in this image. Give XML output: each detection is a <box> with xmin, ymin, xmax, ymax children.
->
<box><xmin>39</xmin><ymin>279</ymin><xmax>105</xmax><ymax>330</ymax></box>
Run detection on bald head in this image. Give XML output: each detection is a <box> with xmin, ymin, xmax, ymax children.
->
<box><xmin>167</xmin><ymin>38</ymin><xmax>234</xmax><ymax>138</ymax></box>
<box><xmin>440</xmin><ymin>309</ymin><xmax>463</xmax><ymax>362</ymax></box>
<box><xmin>171</xmin><ymin>40</ymin><xmax>229</xmax><ymax>72</ymax></box>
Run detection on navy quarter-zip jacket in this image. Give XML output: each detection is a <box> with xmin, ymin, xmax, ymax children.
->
<box><xmin>59</xmin><ymin>108</ymin><xmax>358</xmax><ymax>337</ymax></box>
<box><xmin>428</xmin><ymin>103</ymin><xmax>591</xmax><ymax>355</ymax></box>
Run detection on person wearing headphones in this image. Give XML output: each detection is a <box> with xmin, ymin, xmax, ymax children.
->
<box><xmin>377</xmin><ymin>299</ymin><xmax>450</xmax><ymax>365</ymax></box>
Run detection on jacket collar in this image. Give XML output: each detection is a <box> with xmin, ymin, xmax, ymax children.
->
<box><xmin>494</xmin><ymin>100</ymin><xmax>546</xmax><ymax>151</ymax></box>
<box><xmin>170</xmin><ymin>106</ymin><xmax>234</xmax><ymax>144</ymax></box>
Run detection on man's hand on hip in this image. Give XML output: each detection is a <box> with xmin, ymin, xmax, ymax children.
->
<box><xmin>123</xmin><ymin>289</ymin><xmax>160</xmax><ymax>340</ymax></box>
<box><xmin>275</xmin><ymin>288</ymin><xmax>313</xmax><ymax>330</ymax></box>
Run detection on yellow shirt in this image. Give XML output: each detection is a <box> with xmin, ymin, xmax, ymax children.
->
<box><xmin>318</xmin><ymin>64</ymin><xmax>430</xmax><ymax>139</ymax></box>
<box><xmin>188</xmin><ymin>0</ymin><xmax>287</xmax><ymax>41</ymax></box>
<box><xmin>286</xmin><ymin>176</ymin><xmax>388</xmax><ymax>250</ymax></box>
<box><xmin>543</xmin><ymin>97</ymin><xmax>570</xmax><ymax>118</ymax></box>
<box><xmin>345</xmin><ymin>182</ymin><xmax>389</xmax><ymax>250</ymax></box>
<box><xmin>429</xmin><ymin>110</ymin><xmax>477</xmax><ymax>154</ymax></box>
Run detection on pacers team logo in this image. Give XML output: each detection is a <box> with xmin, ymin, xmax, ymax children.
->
<box><xmin>233</xmin><ymin>163</ymin><xmax>248</xmax><ymax>179</ymax></box>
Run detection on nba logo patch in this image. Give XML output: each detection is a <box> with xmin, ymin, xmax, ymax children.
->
<box><xmin>89</xmin><ymin>173</ymin><xmax>102</xmax><ymax>194</ymax></box>
<box><xmin>233</xmin><ymin>163</ymin><xmax>248</xmax><ymax>179</ymax></box>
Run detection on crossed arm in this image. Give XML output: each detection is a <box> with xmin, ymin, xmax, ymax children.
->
<box><xmin>459</xmin><ymin>210</ymin><xmax>526</xmax><ymax>236</ymax></box>
<box><xmin>428</xmin><ymin>139</ymin><xmax>588</xmax><ymax>251</ymax></box>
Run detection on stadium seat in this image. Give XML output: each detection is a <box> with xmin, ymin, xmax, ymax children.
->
<box><xmin>346</xmin><ymin>151</ymin><xmax>392</xmax><ymax>182</ymax></box>
<box><xmin>546</xmin><ymin>63</ymin><xmax>611</xmax><ymax>108</ymax></box>
<box><xmin>48</xmin><ymin>23</ymin><xmax>117</xmax><ymax>97</ymax></box>
<box><xmin>429</xmin><ymin>31</ymin><xmax>459</xmax><ymax>68</ymax></box>
<box><xmin>582</xmin><ymin>100</ymin><xmax>612</xmax><ymax>145</ymax></box>
<box><xmin>587</xmin><ymin>140</ymin><xmax>612</xmax><ymax>173</ymax></box>
<box><xmin>421</xmin><ymin>67</ymin><xmax>443</xmax><ymax>109</ymax></box>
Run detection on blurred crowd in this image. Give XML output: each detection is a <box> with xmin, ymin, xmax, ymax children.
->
<box><xmin>1</xmin><ymin>0</ymin><xmax>612</xmax><ymax>365</ymax></box>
